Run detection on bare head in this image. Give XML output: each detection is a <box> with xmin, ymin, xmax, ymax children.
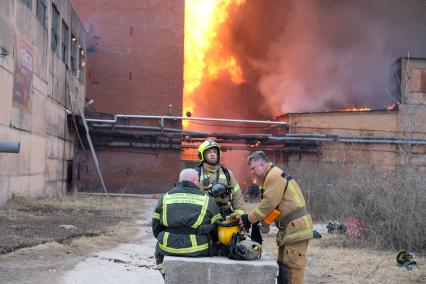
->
<box><xmin>247</xmin><ymin>151</ymin><xmax>269</xmax><ymax>179</ymax></box>
<box><xmin>179</xmin><ymin>168</ymin><xmax>200</xmax><ymax>186</ymax></box>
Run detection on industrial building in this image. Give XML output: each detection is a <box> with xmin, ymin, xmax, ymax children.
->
<box><xmin>0</xmin><ymin>0</ymin><xmax>87</xmax><ymax>206</ymax></box>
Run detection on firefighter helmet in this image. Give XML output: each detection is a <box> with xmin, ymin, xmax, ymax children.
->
<box><xmin>217</xmin><ymin>223</ymin><xmax>240</xmax><ymax>246</ymax></box>
<box><xmin>396</xmin><ymin>250</ymin><xmax>417</xmax><ymax>266</ymax></box>
<box><xmin>198</xmin><ymin>140</ymin><xmax>221</xmax><ymax>162</ymax></box>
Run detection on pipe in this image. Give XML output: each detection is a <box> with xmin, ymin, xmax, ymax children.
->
<box><xmin>0</xmin><ymin>141</ymin><xmax>20</xmax><ymax>153</ymax></box>
<box><xmin>86</xmin><ymin>114</ymin><xmax>288</xmax><ymax>126</ymax></box>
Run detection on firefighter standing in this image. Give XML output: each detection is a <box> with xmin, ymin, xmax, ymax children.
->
<box><xmin>239</xmin><ymin>151</ymin><xmax>313</xmax><ymax>284</ymax></box>
<box><xmin>152</xmin><ymin>169</ymin><xmax>222</xmax><ymax>279</ymax></box>
<box><xmin>195</xmin><ymin>140</ymin><xmax>245</xmax><ymax>218</ymax></box>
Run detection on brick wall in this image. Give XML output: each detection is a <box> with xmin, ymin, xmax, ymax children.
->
<box><xmin>70</xmin><ymin>0</ymin><xmax>184</xmax><ymax>194</ymax></box>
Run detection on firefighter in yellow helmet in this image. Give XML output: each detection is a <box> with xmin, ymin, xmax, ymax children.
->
<box><xmin>195</xmin><ymin>140</ymin><xmax>246</xmax><ymax>218</ymax></box>
<box><xmin>240</xmin><ymin>151</ymin><xmax>313</xmax><ymax>284</ymax></box>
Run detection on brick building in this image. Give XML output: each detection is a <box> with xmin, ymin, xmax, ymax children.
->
<box><xmin>0</xmin><ymin>0</ymin><xmax>86</xmax><ymax>206</ymax></box>
<box><xmin>282</xmin><ymin>58</ymin><xmax>426</xmax><ymax>198</ymax></box>
<box><xmin>70</xmin><ymin>0</ymin><xmax>184</xmax><ymax>194</ymax></box>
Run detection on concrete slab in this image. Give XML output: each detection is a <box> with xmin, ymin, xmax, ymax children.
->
<box><xmin>163</xmin><ymin>255</ymin><xmax>278</xmax><ymax>284</ymax></box>
<box><xmin>62</xmin><ymin>199</ymin><xmax>163</xmax><ymax>284</ymax></box>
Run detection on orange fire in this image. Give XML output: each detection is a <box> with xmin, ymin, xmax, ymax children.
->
<box><xmin>183</xmin><ymin>0</ymin><xmax>246</xmax><ymax>128</ymax></box>
<box><xmin>339</xmin><ymin>107</ymin><xmax>371</xmax><ymax>112</ymax></box>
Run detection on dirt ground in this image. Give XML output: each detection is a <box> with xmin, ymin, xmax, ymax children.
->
<box><xmin>0</xmin><ymin>195</ymin><xmax>425</xmax><ymax>284</ymax></box>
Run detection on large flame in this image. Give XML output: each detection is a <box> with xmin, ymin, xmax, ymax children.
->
<box><xmin>183</xmin><ymin>0</ymin><xmax>246</xmax><ymax>128</ymax></box>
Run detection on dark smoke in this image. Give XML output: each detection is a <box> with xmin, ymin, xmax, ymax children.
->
<box><xmin>193</xmin><ymin>0</ymin><xmax>426</xmax><ymax>118</ymax></box>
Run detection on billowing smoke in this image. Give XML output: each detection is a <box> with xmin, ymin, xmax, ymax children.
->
<box><xmin>193</xmin><ymin>0</ymin><xmax>426</xmax><ymax>118</ymax></box>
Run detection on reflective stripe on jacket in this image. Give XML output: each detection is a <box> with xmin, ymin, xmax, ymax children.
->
<box><xmin>152</xmin><ymin>181</ymin><xmax>221</xmax><ymax>256</ymax></box>
<box><xmin>248</xmin><ymin>164</ymin><xmax>313</xmax><ymax>245</ymax></box>
<box><xmin>199</xmin><ymin>163</ymin><xmax>246</xmax><ymax>215</ymax></box>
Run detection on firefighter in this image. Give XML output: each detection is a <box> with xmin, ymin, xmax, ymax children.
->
<box><xmin>195</xmin><ymin>139</ymin><xmax>245</xmax><ymax>218</ymax></box>
<box><xmin>152</xmin><ymin>169</ymin><xmax>222</xmax><ymax>279</ymax></box>
<box><xmin>239</xmin><ymin>151</ymin><xmax>313</xmax><ymax>284</ymax></box>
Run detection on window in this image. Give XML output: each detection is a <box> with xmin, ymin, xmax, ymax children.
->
<box><xmin>71</xmin><ymin>34</ymin><xmax>78</xmax><ymax>74</ymax></box>
<box><xmin>61</xmin><ymin>21</ymin><xmax>69</xmax><ymax>64</ymax></box>
<box><xmin>36</xmin><ymin>0</ymin><xmax>47</xmax><ymax>28</ymax></box>
<box><xmin>21</xmin><ymin>0</ymin><xmax>32</xmax><ymax>10</ymax></box>
<box><xmin>78</xmin><ymin>47</ymin><xmax>86</xmax><ymax>81</ymax></box>
<box><xmin>51</xmin><ymin>4</ymin><xmax>60</xmax><ymax>53</ymax></box>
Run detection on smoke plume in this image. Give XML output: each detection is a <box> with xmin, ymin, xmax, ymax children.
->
<box><xmin>193</xmin><ymin>0</ymin><xmax>426</xmax><ymax>118</ymax></box>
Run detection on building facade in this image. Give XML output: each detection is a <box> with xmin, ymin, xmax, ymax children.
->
<box><xmin>70</xmin><ymin>0</ymin><xmax>184</xmax><ymax>194</ymax></box>
<box><xmin>0</xmin><ymin>0</ymin><xmax>86</xmax><ymax>206</ymax></box>
<box><xmin>284</xmin><ymin>58</ymin><xmax>426</xmax><ymax>205</ymax></box>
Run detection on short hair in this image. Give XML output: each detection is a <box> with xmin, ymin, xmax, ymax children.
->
<box><xmin>247</xmin><ymin>151</ymin><xmax>268</xmax><ymax>164</ymax></box>
<box><xmin>179</xmin><ymin>168</ymin><xmax>199</xmax><ymax>182</ymax></box>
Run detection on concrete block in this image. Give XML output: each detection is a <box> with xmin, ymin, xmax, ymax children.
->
<box><xmin>31</xmin><ymin>91</ymin><xmax>47</xmax><ymax>135</ymax></box>
<box><xmin>45</xmin><ymin>158</ymin><xmax>62</xmax><ymax>181</ymax></box>
<box><xmin>9</xmin><ymin>175</ymin><xmax>30</xmax><ymax>197</ymax></box>
<box><xmin>163</xmin><ymin>256</ymin><xmax>277</xmax><ymax>284</ymax></box>
<box><xmin>0</xmin><ymin>70</ymin><xmax>12</xmax><ymax>126</ymax></box>
<box><xmin>0</xmin><ymin>176</ymin><xmax>11</xmax><ymax>208</ymax></box>
<box><xmin>15</xmin><ymin>3</ymin><xmax>32</xmax><ymax>37</ymax></box>
<box><xmin>30</xmin><ymin>135</ymin><xmax>45</xmax><ymax>174</ymax></box>
<box><xmin>33</xmin><ymin>74</ymin><xmax>49</xmax><ymax>96</ymax></box>
<box><xmin>46</xmin><ymin>101</ymin><xmax>60</xmax><ymax>137</ymax></box>
<box><xmin>28</xmin><ymin>174</ymin><xmax>45</xmax><ymax>198</ymax></box>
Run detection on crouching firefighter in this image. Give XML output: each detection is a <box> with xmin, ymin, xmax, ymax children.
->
<box><xmin>152</xmin><ymin>169</ymin><xmax>222</xmax><ymax>279</ymax></box>
<box><xmin>240</xmin><ymin>151</ymin><xmax>313</xmax><ymax>284</ymax></box>
<box><xmin>195</xmin><ymin>140</ymin><xmax>246</xmax><ymax>219</ymax></box>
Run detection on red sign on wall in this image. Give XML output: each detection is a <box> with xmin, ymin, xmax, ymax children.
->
<box><xmin>13</xmin><ymin>35</ymin><xmax>33</xmax><ymax>112</ymax></box>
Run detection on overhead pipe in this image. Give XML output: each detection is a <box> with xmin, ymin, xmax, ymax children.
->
<box><xmin>0</xmin><ymin>141</ymin><xmax>20</xmax><ymax>153</ymax></box>
<box><xmin>85</xmin><ymin>114</ymin><xmax>288</xmax><ymax>126</ymax></box>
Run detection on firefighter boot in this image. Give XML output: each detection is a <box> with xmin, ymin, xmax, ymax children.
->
<box><xmin>277</xmin><ymin>264</ymin><xmax>289</xmax><ymax>284</ymax></box>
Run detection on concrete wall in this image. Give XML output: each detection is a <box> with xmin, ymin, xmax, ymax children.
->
<box><xmin>70</xmin><ymin>0</ymin><xmax>184</xmax><ymax>194</ymax></box>
<box><xmin>0</xmin><ymin>0</ymin><xmax>86</xmax><ymax>207</ymax></box>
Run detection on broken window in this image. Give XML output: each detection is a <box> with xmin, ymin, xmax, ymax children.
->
<box><xmin>51</xmin><ymin>4</ymin><xmax>60</xmax><ymax>53</ymax></box>
<box><xmin>36</xmin><ymin>0</ymin><xmax>47</xmax><ymax>29</ymax></box>
<box><xmin>61</xmin><ymin>21</ymin><xmax>69</xmax><ymax>65</ymax></box>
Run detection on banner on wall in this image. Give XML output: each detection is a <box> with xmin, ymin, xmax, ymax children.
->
<box><xmin>13</xmin><ymin>34</ymin><xmax>33</xmax><ymax>112</ymax></box>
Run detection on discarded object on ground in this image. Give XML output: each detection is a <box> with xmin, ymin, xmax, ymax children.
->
<box><xmin>59</xmin><ymin>224</ymin><xmax>77</xmax><ymax>230</ymax></box>
<box><xmin>345</xmin><ymin>216</ymin><xmax>362</xmax><ymax>238</ymax></box>
<box><xmin>326</xmin><ymin>221</ymin><xmax>346</xmax><ymax>234</ymax></box>
<box><xmin>396</xmin><ymin>250</ymin><xmax>417</xmax><ymax>271</ymax></box>
<box><xmin>313</xmin><ymin>230</ymin><xmax>322</xmax><ymax>239</ymax></box>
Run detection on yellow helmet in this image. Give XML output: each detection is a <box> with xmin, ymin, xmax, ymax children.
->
<box><xmin>197</xmin><ymin>140</ymin><xmax>221</xmax><ymax>162</ymax></box>
<box><xmin>217</xmin><ymin>223</ymin><xmax>240</xmax><ymax>246</ymax></box>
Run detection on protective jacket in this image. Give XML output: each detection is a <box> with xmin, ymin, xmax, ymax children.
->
<box><xmin>248</xmin><ymin>164</ymin><xmax>313</xmax><ymax>245</ymax></box>
<box><xmin>152</xmin><ymin>181</ymin><xmax>222</xmax><ymax>257</ymax></box>
<box><xmin>197</xmin><ymin>163</ymin><xmax>245</xmax><ymax>215</ymax></box>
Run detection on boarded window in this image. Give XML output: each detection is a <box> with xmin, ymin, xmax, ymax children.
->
<box><xmin>61</xmin><ymin>21</ymin><xmax>69</xmax><ymax>64</ymax></box>
<box><xmin>51</xmin><ymin>4</ymin><xmax>60</xmax><ymax>53</ymax></box>
<box><xmin>36</xmin><ymin>0</ymin><xmax>47</xmax><ymax>28</ymax></box>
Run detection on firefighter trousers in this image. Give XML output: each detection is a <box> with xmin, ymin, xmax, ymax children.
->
<box><xmin>277</xmin><ymin>240</ymin><xmax>309</xmax><ymax>284</ymax></box>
